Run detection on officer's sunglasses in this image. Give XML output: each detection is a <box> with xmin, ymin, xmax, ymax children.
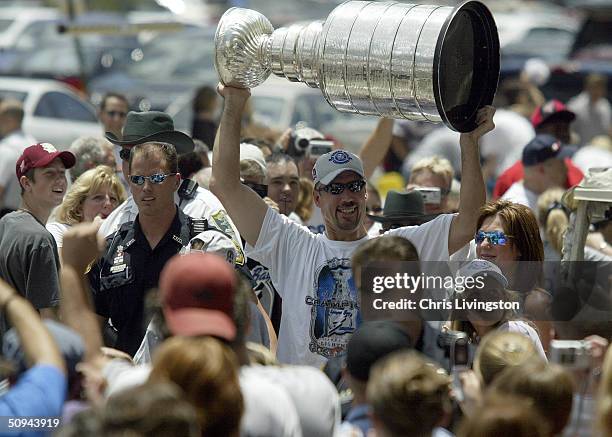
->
<box><xmin>475</xmin><ymin>230</ymin><xmax>513</xmax><ymax>246</ymax></box>
<box><xmin>129</xmin><ymin>173</ymin><xmax>177</xmax><ymax>185</ymax></box>
<box><xmin>318</xmin><ymin>180</ymin><xmax>366</xmax><ymax>195</ymax></box>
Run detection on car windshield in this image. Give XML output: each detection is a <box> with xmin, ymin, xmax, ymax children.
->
<box><xmin>250</xmin><ymin>91</ymin><xmax>377</xmax><ymax>131</ymax></box>
<box><xmin>127</xmin><ymin>31</ymin><xmax>215</xmax><ymax>81</ymax></box>
<box><xmin>0</xmin><ymin>89</ymin><xmax>27</xmax><ymax>102</ymax></box>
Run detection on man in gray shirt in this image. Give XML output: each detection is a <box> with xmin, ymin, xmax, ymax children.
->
<box><xmin>0</xmin><ymin>143</ymin><xmax>75</xmax><ymax>335</ymax></box>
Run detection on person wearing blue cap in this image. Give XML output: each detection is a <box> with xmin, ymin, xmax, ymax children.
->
<box><xmin>212</xmin><ymin>83</ymin><xmax>496</xmax><ymax>367</ymax></box>
<box><xmin>501</xmin><ymin>134</ymin><xmax>574</xmax><ymax>212</ymax></box>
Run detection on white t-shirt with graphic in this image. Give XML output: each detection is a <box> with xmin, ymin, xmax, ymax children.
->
<box><xmin>247</xmin><ymin>209</ymin><xmax>453</xmax><ymax>366</ymax></box>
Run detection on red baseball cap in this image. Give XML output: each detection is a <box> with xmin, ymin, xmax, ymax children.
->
<box><xmin>160</xmin><ymin>253</ymin><xmax>236</xmax><ymax>340</ymax></box>
<box><xmin>531</xmin><ymin>100</ymin><xmax>575</xmax><ymax>129</ymax></box>
<box><xmin>16</xmin><ymin>143</ymin><xmax>76</xmax><ymax>180</ymax></box>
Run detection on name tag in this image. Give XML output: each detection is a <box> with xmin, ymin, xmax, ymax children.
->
<box><xmin>110</xmin><ymin>264</ymin><xmax>126</xmax><ymax>274</ymax></box>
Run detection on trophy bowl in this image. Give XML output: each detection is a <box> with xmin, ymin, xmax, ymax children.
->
<box><xmin>214</xmin><ymin>1</ymin><xmax>500</xmax><ymax>133</ymax></box>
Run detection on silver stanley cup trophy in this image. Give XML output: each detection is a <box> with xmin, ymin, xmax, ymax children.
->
<box><xmin>215</xmin><ymin>1</ymin><xmax>499</xmax><ymax>132</ymax></box>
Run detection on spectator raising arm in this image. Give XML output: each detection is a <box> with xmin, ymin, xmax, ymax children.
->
<box><xmin>448</xmin><ymin>106</ymin><xmax>496</xmax><ymax>255</ymax></box>
<box><xmin>358</xmin><ymin>118</ymin><xmax>394</xmax><ymax>179</ymax></box>
<box><xmin>210</xmin><ymin>85</ymin><xmax>269</xmax><ymax>247</ymax></box>
<box><xmin>0</xmin><ymin>279</ymin><xmax>65</xmax><ymax>373</ymax></box>
<box><xmin>59</xmin><ymin>221</ymin><xmax>106</xmax><ymax>364</ymax></box>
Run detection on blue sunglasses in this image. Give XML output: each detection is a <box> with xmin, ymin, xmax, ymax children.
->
<box><xmin>129</xmin><ymin>173</ymin><xmax>176</xmax><ymax>185</ymax></box>
<box><xmin>475</xmin><ymin>230</ymin><xmax>512</xmax><ymax>246</ymax></box>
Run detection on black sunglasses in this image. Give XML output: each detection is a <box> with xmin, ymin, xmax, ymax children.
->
<box><xmin>318</xmin><ymin>180</ymin><xmax>366</xmax><ymax>195</ymax></box>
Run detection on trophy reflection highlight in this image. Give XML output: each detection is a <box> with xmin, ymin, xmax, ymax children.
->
<box><xmin>215</xmin><ymin>1</ymin><xmax>499</xmax><ymax>133</ymax></box>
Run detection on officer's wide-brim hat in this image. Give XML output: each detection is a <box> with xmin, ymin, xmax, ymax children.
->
<box><xmin>105</xmin><ymin>110</ymin><xmax>194</xmax><ymax>155</ymax></box>
<box><xmin>369</xmin><ymin>190</ymin><xmax>437</xmax><ymax>224</ymax></box>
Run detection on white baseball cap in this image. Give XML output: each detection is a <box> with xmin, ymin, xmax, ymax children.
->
<box><xmin>456</xmin><ymin>259</ymin><xmax>508</xmax><ymax>288</ymax></box>
<box><xmin>312</xmin><ymin>150</ymin><xmax>364</xmax><ymax>185</ymax></box>
<box><xmin>185</xmin><ymin>230</ymin><xmax>237</xmax><ymax>265</ymax></box>
<box><xmin>240</xmin><ymin>143</ymin><xmax>267</xmax><ymax>176</ymax></box>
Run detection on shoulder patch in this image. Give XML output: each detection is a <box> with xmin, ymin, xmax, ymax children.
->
<box><xmin>210</xmin><ymin>210</ymin><xmax>245</xmax><ymax>265</ymax></box>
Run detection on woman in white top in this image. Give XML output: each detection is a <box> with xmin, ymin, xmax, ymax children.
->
<box><xmin>47</xmin><ymin>165</ymin><xmax>126</xmax><ymax>260</ymax></box>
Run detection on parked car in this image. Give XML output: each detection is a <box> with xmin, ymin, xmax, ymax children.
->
<box><xmin>0</xmin><ymin>7</ymin><xmax>60</xmax><ymax>72</ymax></box>
<box><xmin>167</xmin><ymin>77</ymin><xmax>379</xmax><ymax>153</ymax></box>
<box><xmin>0</xmin><ymin>12</ymin><xmax>141</xmax><ymax>92</ymax></box>
<box><xmin>494</xmin><ymin>6</ymin><xmax>580</xmax><ymax>87</ymax></box>
<box><xmin>0</xmin><ymin>7</ymin><xmax>59</xmax><ymax>49</ymax></box>
<box><xmin>0</xmin><ymin>77</ymin><xmax>101</xmax><ymax>150</ymax></box>
<box><xmin>88</xmin><ymin>25</ymin><xmax>217</xmax><ymax>112</ymax></box>
<box><xmin>545</xmin><ymin>1</ymin><xmax>612</xmax><ymax>101</ymax></box>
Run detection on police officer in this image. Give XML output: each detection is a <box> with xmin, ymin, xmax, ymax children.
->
<box><xmin>99</xmin><ymin>110</ymin><xmax>245</xmax><ymax>267</ymax></box>
<box><xmin>89</xmin><ymin>141</ymin><xmax>205</xmax><ymax>355</ymax></box>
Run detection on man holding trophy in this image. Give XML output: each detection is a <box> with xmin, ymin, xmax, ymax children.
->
<box><xmin>211</xmin><ymin>0</ymin><xmax>500</xmax><ymax>366</ymax></box>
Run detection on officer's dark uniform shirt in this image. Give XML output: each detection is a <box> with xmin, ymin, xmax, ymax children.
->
<box><xmin>89</xmin><ymin>207</ymin><xmax>191</xmax><ymax>356</ymax></box>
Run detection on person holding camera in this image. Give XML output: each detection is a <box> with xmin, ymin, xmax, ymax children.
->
<box><xmin>211</xmin><ymin>83</ymin><xmax>495</xmax><ymax>367</ymax></box>
<box><xmin>407</xmin><ymin>155</ymin><xmax>458</xmax><ymax>215</ymax></box>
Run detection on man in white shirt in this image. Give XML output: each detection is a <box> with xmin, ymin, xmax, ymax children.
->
<box><xmin>502</xmin><ymin>134</ymin><xmax>573</xmax><ymax>211</ymax></box>
<box><xmin>0</xmin><ymin>100</ymin><xmax>36</xmax><ymax>212</ymax></box>
<box><xmin>211</xmin><ymin>84</ymin><xmax>495</xmax><ymax>367</ymax></box>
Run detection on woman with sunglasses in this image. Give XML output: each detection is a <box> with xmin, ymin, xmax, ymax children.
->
<box><xmin>474</xmin><ymin>200</ymin><xmax>544</xmax><ymax>294</ymax></box>
<box><xmin>47</xmin><ymin>165</ymin><xmax>126</xmax><ymax>263</ymax></box>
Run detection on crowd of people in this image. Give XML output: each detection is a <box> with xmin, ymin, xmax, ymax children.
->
<box><xmin>0</xmin><ymin>64</ymin><xmax>611</xmax><ymax>436</ymax></box>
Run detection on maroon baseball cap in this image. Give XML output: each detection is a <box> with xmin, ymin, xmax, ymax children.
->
<box><xmin>160</xmin><ymin>253</ymin><xmax>236</xmax><ymax>340</ymax></box>
<box><xmin>531</xmin><ymin>100</ymin><xmax>575</xmax><ymax>129</ymax></box>
<box><xmin>15</xmin><ymin>143</ymin><xmax>76</xmax><ymax>180</ymax></box>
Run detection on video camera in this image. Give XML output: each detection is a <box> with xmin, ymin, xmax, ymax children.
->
<box><xmin>287</xmin><ymin>122</ymin><xmax>334</xmax><ymax>159</ymax></box>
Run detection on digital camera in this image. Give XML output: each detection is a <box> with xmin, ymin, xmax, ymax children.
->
<box><xmin>415</xmin><ymin>187</ymin><xmax>441</xmax><ymax>205</ymax></box>
<box><xmin>549</xmin><ymin>340</ymin><xmax>591</xmax><ymax>369</ymax></box>
<box><xmin>437</xmin><ymin>330</ymin><xmax>470</xmax><ymax>367</ymax></box>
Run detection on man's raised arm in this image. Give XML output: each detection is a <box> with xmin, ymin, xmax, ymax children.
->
<box><xmin>210</xmin><ymin>85</ymin><xmax>270</xmax><ymax>247</ymax></box>
<box><xmin>448</xmin><ymin>106</ymin><xmax>496</xmax><ymax>255</ymax></box>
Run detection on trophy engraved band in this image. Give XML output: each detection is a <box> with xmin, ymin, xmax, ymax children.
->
<box><xmin>215</xmin><ymin>0</ymin><xmax>500</xmax><ymax>132</ymax></box>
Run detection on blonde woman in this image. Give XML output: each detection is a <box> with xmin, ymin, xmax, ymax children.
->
<box><xmin>47</xmin><ymin>165</ymin><xmax>126</xmax><ymax>257</ymax></box>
